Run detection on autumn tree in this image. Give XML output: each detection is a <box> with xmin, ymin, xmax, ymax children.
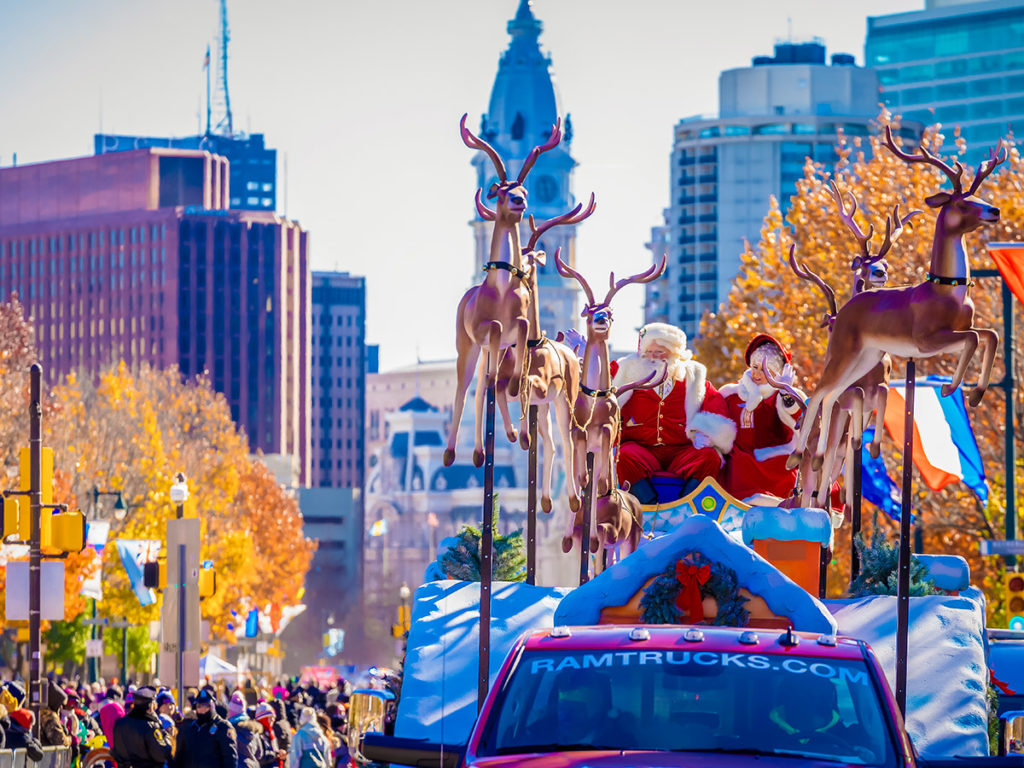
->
<box><xmin>695</xmin><ymin>111</ymin><xmax>1022</xmax><ymax>612</ymax></box>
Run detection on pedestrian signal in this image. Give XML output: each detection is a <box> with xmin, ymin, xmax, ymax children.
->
<box><xmin>143</xmin><ymin>560</ymin><xmax>166</xmax><ymax>590</ymax></box>
<box><xmin>199</xmin><ymin>567</ymin><xmax>216</xmax><ymax>599</ymax></box>
<box><xmin>1008</xmin><ymin>572</ymin><xmax>1024</xmax><ymax>630</ymax></box>
<box><xmin>2</xmin><ymin>497</ymin><xmax>26</xmax><ymax>542</ymax></box>
<box><xmin>19</xmin><ymin>447</ymin><xmax>54</xmax><ymax>505</ymax></box>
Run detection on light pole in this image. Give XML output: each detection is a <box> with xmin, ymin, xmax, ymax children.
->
<box><xmin>88</xmin><ymin>488</ymin><xmax>126</xmax><ymax>684</ymax></box>
<box><xmin>168</xmin><ymin>473</ymin><xmax>189</xmax><ymax>710</ymax></box>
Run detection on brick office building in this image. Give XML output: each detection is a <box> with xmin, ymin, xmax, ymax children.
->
<box><xmin>0</xmin><ymin>149</ymin><xmax>311</xmax><ymax>482</ymax></box>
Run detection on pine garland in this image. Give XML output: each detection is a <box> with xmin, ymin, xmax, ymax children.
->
<box><xmin>849</xmin><ymin>512</ymin><xmax>939</xmax><ymax>597</ymax></box>
<box><xmin>435</xmin><ymin>495</ymin><xmax>526</xmax><ymax>582</ymax></box>
<box><xmin>639</xmin><ymin>552</ymin><xmax>750</xmax><ymax>627</ymax></box>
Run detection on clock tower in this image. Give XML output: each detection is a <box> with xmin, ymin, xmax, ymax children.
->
<box><xmin>470</xmin><ymin>0</ymin><xmax>581</xmax><ymax>337</ymax></box>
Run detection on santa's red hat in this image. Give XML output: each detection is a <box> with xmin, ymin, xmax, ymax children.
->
<box><xmin>744</xmin><ymin>333</ymin><xmax>792</xmax><ymax>366</ymax></box>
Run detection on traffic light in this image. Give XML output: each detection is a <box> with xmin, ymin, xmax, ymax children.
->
<box><xmin>144</xmin><ymin>560</ymin><xmax>167</xmax><ymax>590</ymax></box>
<box><xmin>43</xmin><ymin>510</ymin><xmax>86</xmax><ymax>553</ymax></box>
<box><xmin>1008</xmin><ymin>572</ymin><xmax>1024</xmax><ymax>630</ymax></box>
<box><xmin>199</xmin><ymin>567</ymin><xmax>216</xmax><ymax>599</ymax></box>
<box><xmin>391</xmin><ymin>603</ymin><xmax>411</xmax><ymax>638</ymax></box>
<box><xmin>19</xmin><ymin>447</ymin><xmax>54</xmax><ymax>505</ymax></box>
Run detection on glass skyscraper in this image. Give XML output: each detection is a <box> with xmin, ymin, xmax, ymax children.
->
<box><xmin>867</xmin><ymin>0</ymin><xmax>1024</xmax><ymax>163</ymax></box>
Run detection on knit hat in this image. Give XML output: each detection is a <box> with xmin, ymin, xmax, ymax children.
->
<box><xmin>227</xmin><ymin>691</ymin><xmax>245</xmax><ymax>718</ymax></box>
<box><xmin>4</xmin><ymin>682</ymin><xmax>26</xmax><ymax>709</ymax></box>
<box><xmin>254</xmin><ymin>702</ymin><xmax>275</xmax><ymax>724</ymax></box>
<box><xmin>156</xmin><ymin>691</ymin><xmax>175</xmax><ymax>707</ymax></box>
<box><xmin>10</xmin><ymin>708</ymin><xmax>33</xmax><ymax>730</ymax></box>
<box><xmin>47</xmin><ymin>679</ymin><xmax>68</xmax><ymax>712</ymax></box>
<box><xmin>638</xmin><ymin>323</ymin><xmax>692</xmax><ymax>361</ymax></box>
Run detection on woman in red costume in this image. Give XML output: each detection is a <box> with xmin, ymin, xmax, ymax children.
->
<box><xmin>611</xmin><ymin>323</ymin><xmax>736</xmax><ymax>489</ymax></box>
<box><xmin>720</xmin><ymin>333</ymin><xmax>805</xmax><ymax>501</ymax></box>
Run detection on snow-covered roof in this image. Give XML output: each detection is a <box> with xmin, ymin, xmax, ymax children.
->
<box><xmin>554</xmin><ymin>514</ymin><xmax>837</xmax><ymax>634</ymax></box>
<box><xmin>742</xmin><ymin>506</ymin><xmax>834</xmax><ymax>548</ymax></box>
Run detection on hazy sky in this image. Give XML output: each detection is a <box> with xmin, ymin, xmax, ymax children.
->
<box><xmin>1</xmin><ymin>0</ymin><xmax>923</xmax><ymax>371</ymax></box>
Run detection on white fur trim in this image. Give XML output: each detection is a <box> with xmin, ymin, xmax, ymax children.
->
<box><xmin>776</xmin><ymin>386</ymin><xmax>806</xmax><ymax>429</ymax></box>
<box><xmin>754</xmin><ymin>440</ymin><xmax>796</xmax><ymax>462</ymax></box>
<box><xmin>639</xmin><ymin>323</ymin><xmax>691</xmax><ymax>361</ymax></box>
<box><xmin>687</xmin><ymin>411</ymin><xmax>737</xmax><ymax>454</ymax></box>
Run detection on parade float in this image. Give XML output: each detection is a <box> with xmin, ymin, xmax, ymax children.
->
<box><xmin>363</xmin><ymin>112</ymin><xmax>1024</xmax><ymax>763</ymax></box>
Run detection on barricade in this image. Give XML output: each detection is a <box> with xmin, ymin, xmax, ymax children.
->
<box><xmin>0</xmin><ymin>747</ymin><xmax>72</xmax><ymax>768</ymax></box>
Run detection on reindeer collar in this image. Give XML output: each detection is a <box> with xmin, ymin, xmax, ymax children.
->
<box><xmin>527</xmin><ymin>337</ymin><xmax>545</xmax><ymax>349</ymax></box>
<box><xmin>926</xmin><ymin>272</ymin><xmax>975</xmax><ymax>288</ymax></box>
<box><xmin>482</xmin><ymin>261</ymin><xmax>527</xmax><ymax>280</ymax></box>
<box><xmin>581</xmin><ymin>384</ymin><xmax>614</xmax><ymax>398</ymax></box>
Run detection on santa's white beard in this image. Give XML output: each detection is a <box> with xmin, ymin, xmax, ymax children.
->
<box><xmin>614</xmin><ymin>355</ymin><xmax>681</xmax><ymax>393</ymax></box>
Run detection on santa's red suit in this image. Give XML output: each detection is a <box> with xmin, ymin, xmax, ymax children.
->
<box><xmin>720</xmin><ymin>371</ymin><xmax>803</xmax><ymax>501</ymax></box>
<box><xmin>611</xmin><ymin>354</ymin><xmax>736</xmax><ymax>487</ymax></box>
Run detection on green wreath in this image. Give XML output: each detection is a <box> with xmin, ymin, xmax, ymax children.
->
<box><xmin>639</xmin><ymin>552</ymin><xmax>750</xmax><ymax>627</ymax></box>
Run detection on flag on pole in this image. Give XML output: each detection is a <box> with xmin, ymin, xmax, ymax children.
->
<box><xmin>989</xmin><ymin>243</ymin><xmax>1024</xmax><ymax>306</ymax></box>
<box><xmin>882</xmin><ymin>376</ymin><xmax>988</xmax><ymax>504</ymax></box>
<box><xmin>860</xmin><ymin>427</ymin><xmax>904</xmax><ymax>521</ymax></box>
<box><xmin>115</xmin><ymin>539</ymin><xmax>161</xmax><ymax>607</ymax></box>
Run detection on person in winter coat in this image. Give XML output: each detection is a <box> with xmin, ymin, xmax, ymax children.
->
<box><xmin>268</xmin><ymin>699</ymin><xmax>291</xmax><ymax>756</ymax></box>
<box><xmin>111</xmin><ymin>686</ymin><xmax>173</xmax><ymax>768</ymax></box>
<box><xmin>7</xmin><ymin>707</ymin><xmax>45</xmax><ymax>763</ymax></box>
<box><xmin>175</xmin><ymin>688</ymin><xmax>238</xmax><ymax>768</ymax></box>
<box><xmin>287</xmin><ymin>707</ymin><xmax>331</xmax><ymax>768</ymax></box>
<box><xmin>40</xmin><ymin>679</ymin><xmax>71</xmax><ymax>748</ymax></box>
<box><xmin>100</xmin><ymin>687</ymin><xmax>127</xmax><ymax>746</ymax></box>
<box><xmin>0</xmin><ymin>702</ymin><xmax>8</xmax><ymax>749</ymax></box>
<box><xmin>227</xmin><ymin>691</ymin><xmax>265</xmax><ymax>768</ymax></box>
<box><xmin>253</xmin><ymin>702</ymin><xmax>286</xmax><ymax>768</ymax></box>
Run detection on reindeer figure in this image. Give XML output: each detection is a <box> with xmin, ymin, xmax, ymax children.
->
<box><xmin>445</xmin><ymin>113</ymin><xmax>563</xmax><ymax>467</ymax></box>
<box><xmin>590</xmin><ymin>486</ymin><xmax>645</xmax><ymax>575</ymax></box>
<box><xmin>494</xmin><ymin>195</ymin><xmax>596</xmax><ymax>513</ymax></box>
<box><xmin>793</xmin><ymin>126</ymin><xmax>1005</xmax><ymax>472</ymax></box>
<box><xmin>554</xmin><ymin>253</ymin><xmax>666</xmax><ymax>554</ymax></box>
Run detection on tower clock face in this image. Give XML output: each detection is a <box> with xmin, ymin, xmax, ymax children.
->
<box><xmin>535</xmin><ymin>175</ymin><xmax>558</xmax><ymax>203</ymax></box>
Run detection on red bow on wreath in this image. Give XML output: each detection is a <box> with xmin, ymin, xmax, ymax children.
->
<box><xmin>675</xmin><ymin>561</ymin><xmax>711</xmax><ymax>623</ymax></box>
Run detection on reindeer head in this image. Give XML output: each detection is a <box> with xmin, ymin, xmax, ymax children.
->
<box><xmin>828</xmin><ymin>178</ymin><xmax>920</xmax><ymax>296</ymax></box>
<box><xmin>554</xmin><ymin>254</ymin><xmax>667</xmax><ymax>342</ymax></box>
<box><xmin>883</xmin><ymin>125</ymin><xmax>1005</xmax><ymax>237</ymax></box>
<box><xmin>461</xmin><ymin>113</ymin><xmax>562</xmax><ymax>228</ymax></box>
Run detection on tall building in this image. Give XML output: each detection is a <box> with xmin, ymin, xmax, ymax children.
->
<box><xmin>0</xmin><ymin>148</ymin><xmax>311</xmax><ymax>482</ymax></box>
<box><xmin>96</xmin><ymin>133</ymin><xmax>277</xmax><ymax>212</ymax></box>
<box><xmin>867</xmin><ymin>0</ymin><xmax>1024</xmax><ymax>164</ymax></box>
<box><xmin>646</xmin><ymin>41</ymin><xmax>908</xmax><ymax>338</ymax></box>
<box><xmin>311</xmin><ymin>271</ymin><xmax>366</xmax><ymax>489</ymax></box>
<box><xmin>469</xmin><ymin>0</ymin><xmax>583</xmax><ymax>336</ymax></box>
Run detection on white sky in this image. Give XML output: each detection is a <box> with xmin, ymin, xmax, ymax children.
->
<box><xmin>0</xmin><ymin>0</ymin><xmax>923</xmax><ymax>371</ymax></box>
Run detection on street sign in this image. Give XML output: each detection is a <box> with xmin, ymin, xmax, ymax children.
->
<box><xmin>980</xmin><ymin>539</ymin><xmax>1024</xmax><ymax>556</ymax></box>
<box><xmin>5</xmin><ymin>561</ymin><xmax>64</xmax><ymax>621</ymax></box>
<box><xmin>85</xmin><ymin>639</ymin><xmax>103</xmax><ymax>658</ymax></box>
<box><xmin>159</xmin><ymin>517</ymin><xmax>201</xmax><ymax>690</ymax></box>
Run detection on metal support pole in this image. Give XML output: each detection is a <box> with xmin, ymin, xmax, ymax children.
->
<box><xmin>819</xmin><ymin>547</ymin><xmax>829</xmax><ymax>600</ymax></box>
<box><xmin>895</xmin><ymin>359</ymin><xmax>916</xmax><ymax>717</ymax></box>
<box><xmin>88</xmin><ymin>598</ymin><xmax>98</xmax><ymax>684</ymax></box>
<box><xmin>28</xmin><ymin>364</ymin><xmax>42</xmax><ymax>737</ymax></box>
<box><xmin>176</xmin><ymin>500</ymin><xmax>185</xmax><ymax>711</ymax></box>
<box><xmin>121</xmin><ymin>619</ymin><xmax>128</xmax><ymax>684</ymax></box>
<box><xmin>580</xmin><ymin>453</ymin><xmax>594</xmax><ymax>586</ymax></box>
<box><xmin>1003</xmin><ymin>279</ymin><xmax>1017</xmax><ymax>567</ymax></box>
<box><xmin>526</xmin><ymin>405</ymin><xmax>537</xmax><ymax>586</ymax></box>
<box><xmin>851</xmin><ymin>441</ymin><xmax>863</xmax><ymax>584</ymax></box>
<box><xmin>477</xmin><ymin>376</ymin><xmax>496</xmax><ymax>712</ymax></box>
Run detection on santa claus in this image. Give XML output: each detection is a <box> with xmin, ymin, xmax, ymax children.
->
<box><xmin>610</xmin><ymin>323</ymin><xmax>735</xmax><ymax>489</ymax></box>
<box><xmin>720</xmin><ymin>333</ymin><xmax>805</xmax><ymax>502</ymax></box>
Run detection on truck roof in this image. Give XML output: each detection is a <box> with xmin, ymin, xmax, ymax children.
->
<box><xmin>520</xmin><ymin>625</ymin><xmax>866</xmax><ymax>661</ymax></box>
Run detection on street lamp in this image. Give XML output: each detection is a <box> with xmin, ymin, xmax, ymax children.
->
<box><xmin>169</xmin><ymin>473</ymin><xmax>188</xmax><ymax>519</ymax></box>
<box><xmin>168</xmin><ymin>472</ymin><xmax>188</xmax><ymax>709</ymax></box>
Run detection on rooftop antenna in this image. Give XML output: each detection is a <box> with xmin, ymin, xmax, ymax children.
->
<box><xmin>214</xmin><ymin>0</ymin><xmax>234</xmax><ymax>137</ymax></box>
<box><xmin>787</xmin><ymin>16</ymin><xmax>793</xmax><ymax>42</ymax></box>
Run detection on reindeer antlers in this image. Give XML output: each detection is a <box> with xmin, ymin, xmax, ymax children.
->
<box><xmin>883</xmin><ymin>124</ymin><xmax>966</xmax><ymax>195</ymax></box>
<box><xmin>828</xmin><ymin>179</ymin><xmax>921</xmax><ymax>266</ymax></box>
<box><xmin>614</xmin><ymin>365</ymin><xmax>669</xmax><ymax>398</ymax></box>
<box><xmin>517</xmin><ymin>118</ymin><xmax>563</xmax><ymax>183</ymax></box>
<box><xmin>525</xmin><ymin>193</ymin><xmax>597</xmax><ymax>252</ymax></box>
<box><xmin>967</xmin><ymin>141</ymin><xmax>1008</xmax><ymax>195</ymax></box>
<box><xmin>874</xmin><ymin>202</ymin><xmax>921</xmax><ymax>260</ymax></box>
<box><xmin>460</xmin><ymin>113</ymin><xmax>507</xmax><ymax>182</ymax></box>
<box><xmin>554</xmin><ymin>251</ymin><xmax>596</xmax><ymax>309</ymax></box>
<box><xmin>787</xmin><ymin>244</ymin><xmax>836</xmax><ymax>328</ymax></box>
<box><xmin>604</xmin><ymin>255</ymin><xmax>667</xmax><ymax>307</ymax></box>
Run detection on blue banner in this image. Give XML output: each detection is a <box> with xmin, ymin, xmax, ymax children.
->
<box><xmin>115</xmin><ymin>539</ymin><xmax>160</xmax><ymax>607</ymax></box>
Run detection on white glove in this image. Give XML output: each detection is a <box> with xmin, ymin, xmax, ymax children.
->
<box><xmin>691</xmin><ymin>432</ymin><xmax>712</xmax><ymax>450</ymax></box>
<box><xmin>779</xmin><ymin>363</ymin><xmax>795</xmax><ymax>386</ymax></box>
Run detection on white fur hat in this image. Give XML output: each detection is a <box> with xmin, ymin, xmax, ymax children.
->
<box><xmin>638</xmin><ymin>323</ymin><xmax>692</xmax><ymax>361</ymax></box>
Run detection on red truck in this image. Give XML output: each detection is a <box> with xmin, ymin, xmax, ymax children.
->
<box><xmin>361</xmin><ymin>624</ymin><xmax>1024</xmax><ymax>767</ymax></box>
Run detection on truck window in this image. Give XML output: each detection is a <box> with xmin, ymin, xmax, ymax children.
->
<box><xmin>478</xmin><ymin>648</ymin><xmax>897</xmax><ymax>766</ymax></box>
